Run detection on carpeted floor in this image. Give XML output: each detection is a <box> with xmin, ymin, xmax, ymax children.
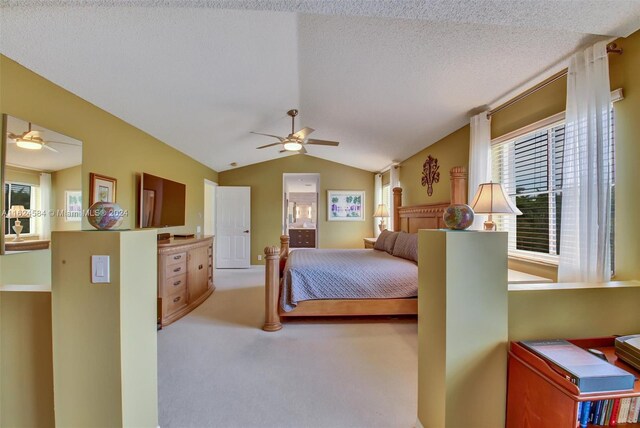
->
<box><xmin>158</xmin><ymin>267</ymin><xmax>418</xmax><ymax>428</ymax></box>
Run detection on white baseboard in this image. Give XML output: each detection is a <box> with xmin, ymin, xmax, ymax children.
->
<box><xmin>415</xmin><ymin>418</ymin><xmax>424</xmax><ymax>428</ymax></box>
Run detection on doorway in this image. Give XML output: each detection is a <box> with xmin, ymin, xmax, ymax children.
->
<box><xmin>283</xmin><ymin>174</ymin><xmax>319</xmax><ymax>248</ymax></box>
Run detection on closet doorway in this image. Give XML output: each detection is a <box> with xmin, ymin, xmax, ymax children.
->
<box><xmin>283</xmin><ymin>174</ymin><xmax>319</xmax><ymax>248</ymax></box>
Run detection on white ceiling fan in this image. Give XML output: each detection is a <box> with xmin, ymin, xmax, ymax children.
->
<box><xmin>252</xmin><ymin>109</ymin><xmax>340</xmax><ymax>154</ymax></box>
<box><xmin>6</xmin><ymin>123</ymin><xmax>78</xmax><ymax>152</ymax></box>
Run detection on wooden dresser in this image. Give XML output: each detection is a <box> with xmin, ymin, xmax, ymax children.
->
<box><xmin>289</xmin><ymin>229</ymin><xmax>316</xmax><ymax>248</ymax></box>
<box><xmin>157</xmin><ymin>236</ymin><xmax>214</xmax><ymax>327</ymax></box>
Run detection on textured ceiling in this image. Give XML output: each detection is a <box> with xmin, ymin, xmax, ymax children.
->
<box><xmin>1</xmin><ymin>2</ymin><xmax>639</xmax><ymax>172</ymax></box>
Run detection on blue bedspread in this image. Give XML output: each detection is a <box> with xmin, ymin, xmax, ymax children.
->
<box><xmin>281</xmin><ymin>249</ymin><xmax>417</xmax><ymax>312</ymax></box>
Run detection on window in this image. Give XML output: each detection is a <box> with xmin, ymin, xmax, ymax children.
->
<box><xmin>4</xmin><ymin>182</ymin><xmax>36</xmax><ymax>236</ymax></box>
<box><xmin>491</xmin><ymin>113</ymin><xmax>615</xmax><ymax>265</ymax></box>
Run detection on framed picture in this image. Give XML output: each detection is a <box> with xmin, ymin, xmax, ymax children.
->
<box><xmin>65</xmin><ymin>191</ymin><xmax>82</xmax><ymax>222</ymax></box>
<box><xmin>327</xmin><ymin>190</ymin><xmax>365</xmax><ymax>221</ymax></box>
<box><xmin>89</xmin><ymin>173</ymin><xmax>117</xmax><ymax>204</ymax></box>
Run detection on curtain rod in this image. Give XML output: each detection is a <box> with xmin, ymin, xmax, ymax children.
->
<box><xmin>487</xmin><ymin>42</ymin><xmax>623</xmax><ymax>118</ymax></box>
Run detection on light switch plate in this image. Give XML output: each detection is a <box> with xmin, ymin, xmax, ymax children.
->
<box><xmin>91</xmin><ymin>255</ymin><xmax>110</xmax><ymax>284</ymax></box>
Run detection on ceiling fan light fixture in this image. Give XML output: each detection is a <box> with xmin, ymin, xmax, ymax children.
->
<box><xmin>16</xmin><ymin>139</ymin><xmax>43</xmax><ymax>150</ymax></box>
<box><xmin>283</xmin><ymin>141</ymin><xmax>302</xmax><ymax>151</ymax></box>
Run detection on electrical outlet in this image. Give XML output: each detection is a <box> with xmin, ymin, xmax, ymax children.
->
<box><xmin>257</xmin><ymin>254</ymin><xmax>262</xmax><ymax>261</ymax></box>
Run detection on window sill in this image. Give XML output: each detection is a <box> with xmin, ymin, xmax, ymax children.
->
<box><xmin>508</xmin><ymin>253</ymin><xmax>559</xmax><ymax>268</ymax></box>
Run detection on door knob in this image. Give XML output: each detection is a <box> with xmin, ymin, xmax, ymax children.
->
<box><xmin>243</xmin><ymin>230</ymin><xmax>250</xmax><ymax>233</ymax></box>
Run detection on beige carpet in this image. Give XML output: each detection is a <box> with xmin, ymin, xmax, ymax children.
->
<box><xmin>158</xmin><ymin>267</ymin><xmax>418</xmax><ymax>428</ymax></box>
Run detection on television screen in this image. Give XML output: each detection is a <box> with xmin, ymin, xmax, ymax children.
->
<box><xmin>139</xmin><ymin>173</ymin><xmax>186</xmax><ymax>228</ymax></box>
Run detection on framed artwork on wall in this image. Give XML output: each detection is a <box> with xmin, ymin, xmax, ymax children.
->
<box><xmin>65</xmin><ymin>190</ymin><xmax>82</xmax><ymax>222</ymax></box>
<box><xmin>327</xmin><ymin>190</ymin><xmax>365</xmax><ymax>221</ymax></box>
<box><xmin>89</xmin><ymin>173</ymin><xmax>117</xmax><ymax>205</ymax></box>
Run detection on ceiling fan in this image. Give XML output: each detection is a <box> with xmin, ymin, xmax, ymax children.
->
<box><xmin>6</xmin><ymin>123</ymin><xmax>76</xmax><ymax>152</ymax></box>
<box><xmin>252</xmin><ymin>109</ymin><xmax>340</xmax><ymax>154</ymax></box>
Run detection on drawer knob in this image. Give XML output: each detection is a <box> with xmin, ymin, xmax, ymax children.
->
<box><xmin>173</xmin><ymin>280</ymin><xmax>182</xmax><ymax>286</ymax></box>
<box><xmin>173</xmin><ymin>255</ymin><xmax>182</xmax><ymax>260</ymax></box>
<box><xmin>173</xmin><ymin>296</ymin><xmax>181</xmax><ymax>303</ymax></box>
<box><xmin>173</xmin><ymin>267</ymin><xmax>181</xmax><ymax>273</ymax></box>
<box><xmin>198</xmin><ymin>264</ymin><xmax>203</xmax><ymax>270</ymax></box>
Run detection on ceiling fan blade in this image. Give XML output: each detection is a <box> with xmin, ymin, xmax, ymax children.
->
<box><xmin>256</xmin><ymin>142</ymin><xmax>282</xmax><ymax>149</ymax></box>
<box><xmin>306</xmin><ymin>139</ymin><xmax>340</xmax><ymax>146</ymax></box>
<box><xmin>43</xmin><ymin>144</ymin><xmax>59</xmax><ymax>153</ymax></box>
<box><xmin>299</xmin><ymin>145</ymin><xmax>308</xmax><ymax>154</ymax></box>
<box><xmin>45</xmin><ymin>140</ymin><xmax>81</xmax><ymax>146</ymax></box>
<box><xmin>250</xmin><ymin>131</ymin><xmax>285</xmax><ymax>142</ymax></box>
<box><xmin>292</xmin><ymin>127</ymin><xmax>314</xmax><ymax>140</ymax></box>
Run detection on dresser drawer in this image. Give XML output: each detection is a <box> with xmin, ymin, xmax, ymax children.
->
<box><xmin>165</xmin><ymin>261</ymin><xmax>187</xmax><ymax>279</ymax></box>
<box><xmin>163</xmin><ymin>273</ymin><xmax>187</xmax><ymax>296</ymax></box>
<box><xmin>164</xmin><ymin>289</ymin><xmax>188</xmax><ymax>316</ymax></box>
<box><xmin>166</xmin><ymin>252</ymin><xmax>187</xmax><ymax>266</ymax></box>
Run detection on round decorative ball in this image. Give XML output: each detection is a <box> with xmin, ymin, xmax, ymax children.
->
<box><xmin>87</xmin><ymin>202</ymin><xmax>125</xmax><ymax>230</ymax></box>
<box><xmin>443</xmin><ymin>204</ymin><xmax>474</xmax><ymax>230</ymax></box>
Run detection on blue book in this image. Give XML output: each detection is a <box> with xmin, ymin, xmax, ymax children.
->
<box><xmin>521</xmin><ymin>340</ymin><xmax>636</xmax><ymax>393</ymax></box>
<box><xmin>580</xmin><ymin>401</ymin><xmax>592</xmax><ymax>428</ymax></box>
<box><xmin>593</xmin><ymin>400</ymin><xmax>603</xmax><ymax>425</ymax></box>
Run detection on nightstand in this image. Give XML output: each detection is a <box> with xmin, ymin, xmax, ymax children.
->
<box><xmin>363</xmin><ymin>237</ymin><xmax>377</xmax><ymax>249</ymax></box>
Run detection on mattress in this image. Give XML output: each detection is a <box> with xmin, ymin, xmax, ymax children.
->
<box><xmin>281</xmin><ymin>249</ymin><xmax>418</xmax><ymax>312</ymax></box>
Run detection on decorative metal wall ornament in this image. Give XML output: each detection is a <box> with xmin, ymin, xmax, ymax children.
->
<box><xmin>421</xmin><ymin>155</ymin><xmax>440</xmax><ymax>196</ymax></box>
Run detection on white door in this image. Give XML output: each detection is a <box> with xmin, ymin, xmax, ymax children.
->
<box><xmin>216</xmin><ymin>186</ymin><xmax>251</xmax><ymax>268</ymax></box>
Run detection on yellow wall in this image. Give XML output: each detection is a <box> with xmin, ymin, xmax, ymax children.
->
<box><xmin>219</xmin><ymin>154</ymin><xmax>374</xmax><ymax>263</ymax></box>
<box><xmin>609</xmin><ymin>32</ymin><xmax>640</xmax><ymax>280</ymax></box>
<box><xmin>399</xmin><ymin>125</ymin><xmax>470</xmax><ymax>206</ymax></box>
<box><xmin>4</xmin><ymin>165</ymin><xmax>40</xmax><ymax>186</ymax></box>
<box><xmin>509</xmin><ymin>283</ymin><xmax>640</xmax><ymax>341</ymax></box>
<box><xmin>0</xmin><ymin>291</ymin><xmax>54</xmax><ymax>428</ymax></box>
<box><xmin>51</xmin><ymin>164</ymin><xmax>82</xmax><ymax>231</ymax></box>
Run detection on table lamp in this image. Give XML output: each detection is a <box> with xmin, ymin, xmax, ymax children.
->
<box><xmin>373</xmin><ymin>203</ymin><xmax>390</xmax><ymax>231</ymax></box>
<box><xmin>470</xmin><ymin>183</ymin><xmax>522</xmax><ymax>231</ymax></box>
<box><xmin>8</xmin><ymin>205</ymin><xmax>29</xmax><ymax>242</ymax></box>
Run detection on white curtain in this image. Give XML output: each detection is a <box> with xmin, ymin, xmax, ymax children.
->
<box><xmin>558</xmin><ymin>41</ymin><xmax>613</xmax><ymax>283</ymax></box>
<box><xmin>468</xmin><ymin>111</ymin><xmax>492</xmax><ymax>229</ymax></box>
<box><xmin>40</xmin><ymin>173</ymin><xmax>52</xmax><ymax>239</ymax></box>
<box><xmin>389</xmin><ymin>165</ymin><xmax>400</xmax><ymax>231</ymax></box>
<box><xmin>374</xmin><ymin>173</ymin><xmax>382</xmax><ymax>237</ymax></box>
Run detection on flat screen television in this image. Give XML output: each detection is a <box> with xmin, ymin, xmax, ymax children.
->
<box><xmin>139</xmin><ymin>173</ymin><xmax>186</xmax><ymax>228</ymax></box>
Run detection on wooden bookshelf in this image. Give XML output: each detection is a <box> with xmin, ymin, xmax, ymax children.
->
<box><xmin>507</xmin><ymin>337</ymin><xmax>640</xmax><ymax>428</ymax></box>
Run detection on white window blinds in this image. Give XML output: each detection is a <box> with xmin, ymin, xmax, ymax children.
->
<box><xmin>492</xmin><ymin>114</ymin><xmax>615</xmax><ymax>266</ymax></box>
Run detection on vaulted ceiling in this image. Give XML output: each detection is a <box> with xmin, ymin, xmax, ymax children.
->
<box><xmin>2</xmin><ymin>1</ymin><xmax>639</xmax><ymax>172</ymax></box>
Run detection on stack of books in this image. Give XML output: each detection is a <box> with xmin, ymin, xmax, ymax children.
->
<box><xmin>576</xmin><ymin>398</ymin><xmax>640</xmax><ymax>426</ymax></box>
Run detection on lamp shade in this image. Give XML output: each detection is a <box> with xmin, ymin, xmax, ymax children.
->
<box><xmin>470</xmin><ymin>183</ymin><xmax>522</xmax><ymax>215</ymax></box>
<box><xmin>373</xmin><ymin>203</ymin><xmax>390</xmax><ymax>218</ymax></box>
<box><xmin>7</xmin><ymin>205</ymin><xmax>30</xmax><ymax>219</ymax></box>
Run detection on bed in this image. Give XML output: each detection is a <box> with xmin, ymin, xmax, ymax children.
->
<box><xmin>262</xmin><ymin>166</ymin><xmax>468</xmax><ymax>331</ymax></box>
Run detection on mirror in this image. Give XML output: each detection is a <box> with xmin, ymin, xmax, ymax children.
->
<box><xmin>2</xmin><ymin>114</ymin><xmax>82</xmax><ymax>254</ymax></box>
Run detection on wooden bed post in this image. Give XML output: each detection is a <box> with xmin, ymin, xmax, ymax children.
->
<box><xmin>450</xmin><ymin>166</ymin><xmax>468</xmax><ymax>205</ymax></box>
<box><xmin>280</xmin><ymin>234</ymin><xmax>290</xmax><ymax>259</ymax></box>
<box><xmin>263</xmin><ymin>245</ymin><xmax>282</xmax><ymax>332</ymax></box>
<box><xmin>393</xmin><ymin>187</ymin><xmax>403</xmax><ymax>232</ymax></box>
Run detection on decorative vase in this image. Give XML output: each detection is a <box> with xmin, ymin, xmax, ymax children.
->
<box><xmin>443</xmin><ymin>203</ymin><xmax>474</xmax><ymax>230</ymax></box>
<box><xmin>87</xmin><ymin>202</ymin><xmax>125</xmax><ymax>230</ymax></box>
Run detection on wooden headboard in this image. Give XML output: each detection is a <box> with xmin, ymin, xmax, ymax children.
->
<box><xmin>393</xmin><ymin>166</ymin><xmax>468</xmax><ymax>233</ymax></box>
